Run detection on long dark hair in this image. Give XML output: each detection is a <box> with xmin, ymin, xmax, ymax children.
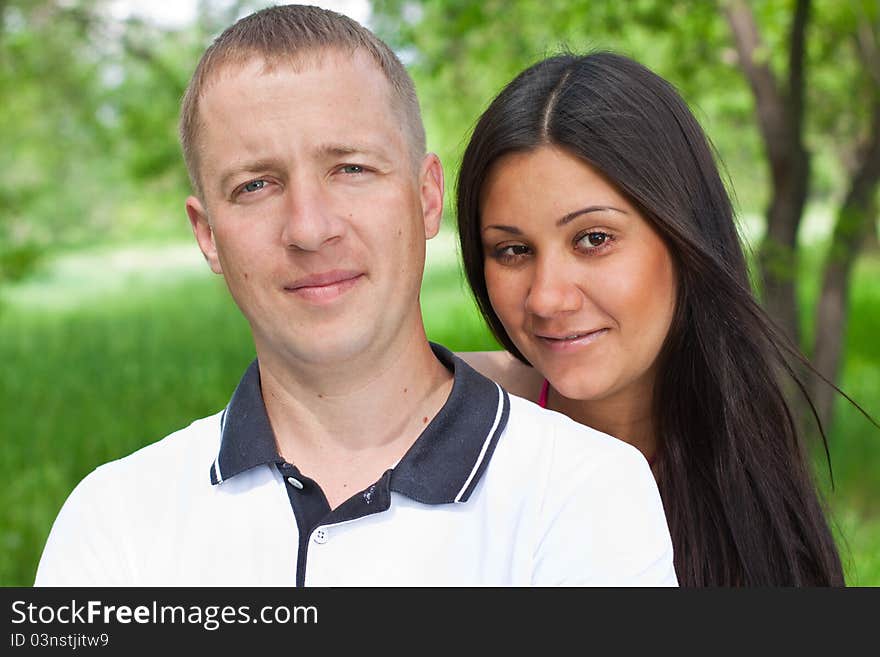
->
<box><xmin>457</xmin><ymin>51</ymin><xmax>844</xmax><ymax>586</ymax></box>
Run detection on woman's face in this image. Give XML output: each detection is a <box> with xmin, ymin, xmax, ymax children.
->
<box><xmin>480</xmin><ymin>146</ymin><xmax>677</xmax><ymax>406</ymax></box>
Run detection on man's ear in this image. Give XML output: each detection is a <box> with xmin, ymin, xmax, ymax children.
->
<box><xmin>419</xmin><ymin>153</ymin><xmax>444</xmax><ymax>240</ymax></box>
<box><xmin>186</xmin><ymin>196</ymin><xmax>223</xmax><ymax>275</ymax></box>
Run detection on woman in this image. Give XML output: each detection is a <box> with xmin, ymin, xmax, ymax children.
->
<box><xmin>456</xmin><ymin>51</ymin><xmax>845</xmax><ymax>586</ymax></box>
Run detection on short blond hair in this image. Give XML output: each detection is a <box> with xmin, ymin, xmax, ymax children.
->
<box><xmin>179</xmin><ymin>4</ymin><xmax>425</xmax><ymax>197</ymax></box>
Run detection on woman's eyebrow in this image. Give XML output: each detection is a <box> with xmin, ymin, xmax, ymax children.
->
<box><xmin>557</xmin><ymin>205</ymin><xmax>628</xmax><ymax>227</ymax></box>
<box><xmin>482</xmin><ymin>224</ymin><xmax>522</xmax><ymax>235</ymax></box>
<box><xmin>482</xmin><ymin>205</ymin><xmax>629</xmax><ymax>234</ymax></box>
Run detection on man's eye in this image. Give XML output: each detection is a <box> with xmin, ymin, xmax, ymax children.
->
<box><xmin>243</xmin><ymin>180</ymin><xmax>266</xmax><ymax>193</ymax></box>
<box><xmin>340</xmin><ymin>165</ymin><xmax>364</xmax><ymax>174</ymax></box>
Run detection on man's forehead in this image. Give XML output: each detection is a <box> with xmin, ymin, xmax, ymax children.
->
<box><xmin>200</xmin><ymin>46</ymin><xmax>386</xmax><ymax>97</ymax></box>
<box><xmin>195</xmin><ymin>51</ymin><xmax>400</xmax><ymax>146</ymax></box>
<box><xmin>194</xmin><ymin>48</ymin><xmax>399</xmax><ymax>142</ymax></box>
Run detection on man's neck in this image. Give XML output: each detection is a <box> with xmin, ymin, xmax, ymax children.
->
<box><xmin>255</xmin><ymin>331</ymin><xmax>454</xmax><ymax>508</ymax></box>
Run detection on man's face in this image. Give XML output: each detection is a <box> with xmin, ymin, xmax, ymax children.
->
<box><xmin>186</xmin><ymin>51</ymin><xmax>443</xmax><ymax>369</ymax></box>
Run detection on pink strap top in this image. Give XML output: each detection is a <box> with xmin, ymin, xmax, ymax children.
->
<box><xmin>537</xmin><ymin>379</ymin><xmax>657</xmax><ymax>467</ymax></box>
<box><xmin>538</xmin><ymin>378</ymin><xmax>551</xmax><ymax>408</ymax></box>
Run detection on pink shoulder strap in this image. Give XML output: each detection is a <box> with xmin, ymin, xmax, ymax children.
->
<box><xmin>538</xmin><ymin>379</ymin><xmax>550</xmax><ymax>408</ymax></box>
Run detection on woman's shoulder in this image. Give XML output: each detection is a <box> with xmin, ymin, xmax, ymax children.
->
<box><xmin>456</xmin><ymin>350</ymin><xmax>544</xmax><ymax>401</ymax></box>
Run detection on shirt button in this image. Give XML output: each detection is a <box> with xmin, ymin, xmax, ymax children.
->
<box><xmin>286</xmin><ymin>476</ymin><xmax>304</xmax><ymax>490</ymax></box>
<box><xmin>313</xmin><ymin>528</ymin><xmax>329</xmax><ymax>544</ymax></box>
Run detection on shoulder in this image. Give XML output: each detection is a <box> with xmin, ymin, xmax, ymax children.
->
<box><xmin>456</xmin><ymin>350</ymin><xmax>543</xmax><ymax>400</ymax></box>
<box><xmin>495</xmin><ymin>398</ymin><xmax>677</xmax><ymax>585</ymax></box>
<box><xmin>58</xmin><ymin>409</ymin><xmax>222</xmax><ymax>500</ymax></box>
<box><xmin>35</xmin><ymin>410</ymin><xmax>224</xmax><ymax>585</ymax></box>
<box><xmin>73</xmin><ymin>409</ymin><xmax>222</xmax><ymax>491</ymax></box>
<box><xmin>78</xmin><ymin>411</ymin><xmax>224</xmax><ymax>491</ymax></box>
<box><xmin>503</xmin><ymin>394</ymin><xmax>645</xmax><ymax>472</ymax></box>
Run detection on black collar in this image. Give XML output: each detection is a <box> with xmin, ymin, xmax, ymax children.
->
<box><xmin>209</xmin><ymin>343</ymin><xmax>510</xmax><ymax>504</ymax></box>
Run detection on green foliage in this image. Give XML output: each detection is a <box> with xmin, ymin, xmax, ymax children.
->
<box><xmin>0</xmin><ymin>242</ymin><xmax>41</xmax><ymax>283</ymax></box>
<box><xmin>0</xmin><ymin>0</ymin><xmax>262</xmax><ymax>283</ymax></box>
<box><xmin>0</xmin><ymin>0</ymin><xmax>116</xmax><ymax>280</ymax></box>
<box><xmin>372</xmin><ymin>0</ymin><xmax>879</xmax><ymax>226</ymax></box>
<box><xmin>373</xmin><ymin>0</ymin><xmax>766</xmax><ymax>216</ymax></box>
<box><xmin>1</xmin><ymin>0</ymin><xmax>872</xmax><ymax>275</ymax></box>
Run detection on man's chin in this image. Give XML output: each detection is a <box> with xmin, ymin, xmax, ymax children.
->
<box><xmin>270</xmin><ymin>334</ymin><xmax>379</xmax><ymax>369</ymax></box>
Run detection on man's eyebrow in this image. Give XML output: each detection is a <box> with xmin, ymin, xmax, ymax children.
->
<box><xmin>556</xmin><ymin>205</ymin><xmax>628</xmax><ymax>227</ymax></box>
<box><xmin>482</xmin><ymin>206</ymin><xmax>628</xmax><ymax>234</ymax></box>
<box><xmin>315</xmin><ymin>142</ymin><xmax>392</xmax><ymax>162</ymax></box>
<box><xmin>316</xmin><ymin>143</ymin><xmax>363</xmax><ymax>156</ymax></box>
<box><xmin>219</xmin><ymin>158</ymin><xmax>284</xmax><ymax>191</ymax></box>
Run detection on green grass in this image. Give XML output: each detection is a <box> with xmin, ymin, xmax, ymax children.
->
<box><xmin>801</xmin><ymin>248</ymin><xmax>880</xmax><ymax>576</ymax></box>
<box><xmin>0</xmin><ymin>272</ymin><xmax>256</xmax><ymax>585</ymax></box>
<box><xmin>1</xmin><ymin>235</ymin><xmax>876</xmax><ymax>586</ymax></box>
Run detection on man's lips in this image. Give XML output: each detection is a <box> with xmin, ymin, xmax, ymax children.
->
<box><xmin>284</xmin><ymin>270</ymin><xmax>364</xmax><ymax>302</ymax></box>
<box><xmin>287</xmin><ymin>270</ymin><xmax>363</xmax><ymax>290</ymax></box>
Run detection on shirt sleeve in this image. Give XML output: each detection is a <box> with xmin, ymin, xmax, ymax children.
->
<box><xmin>34</xmin><ymin>465</ymin><xmax>133</xmax><ymax>586</ymax></box>
<box><xmin>531</xmin><ymin>425</ymin><xmax>678</xmax><ymax>586</ymax></box>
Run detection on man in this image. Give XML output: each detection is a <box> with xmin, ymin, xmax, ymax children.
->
<box><xmin>35</xmin><ymin>5</ymin><xmax>676</xmax><ymax>586</ymax></box>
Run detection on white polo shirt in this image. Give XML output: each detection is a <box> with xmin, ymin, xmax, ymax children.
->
<box><xmin>35</xmin><ymin>344</ymin><xmax>677</xmax><ymax>586</ymax></box>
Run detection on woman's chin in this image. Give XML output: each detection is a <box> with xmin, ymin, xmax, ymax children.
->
<box><xmin>545</xmin><ymin>375</ymin><xmax>609</xmax><ymax>404</ymax></box>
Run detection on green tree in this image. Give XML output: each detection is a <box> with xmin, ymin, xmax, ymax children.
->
<box><xmin>723</xmin><ymin>0</ymin><xmax>880</xmax><ymax>429</ymax></box>
<box><xmin>0</xmin><ymin>0</ymin><xmax>264</xmax><ymax>289</ymax></box>
<box><xmin>0</xmin><ymin>0</ymin><xmax>109</xmax><ymax>283</ymax></box>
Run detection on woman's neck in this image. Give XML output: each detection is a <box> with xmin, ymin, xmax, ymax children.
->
<box><xmin>547</xmin><ymin>383</ymin><xmax>657</xmax><ymax>465</ymax></box>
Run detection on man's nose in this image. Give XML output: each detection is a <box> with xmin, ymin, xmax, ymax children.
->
<box><xmin>524</xmin><ymin>258</ymin><xmax>584</xmax><ymax>318</ymax></box>
<box><xmin>280</xmin><ymin>180</ymin><xmax>345</xmax><ymax>251</ymax></box>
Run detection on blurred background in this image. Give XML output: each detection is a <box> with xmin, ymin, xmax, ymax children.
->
<box><xmin>1</xmin><ymin>0</ymin><xmax>877</xmax><ymax>585</ymax></box>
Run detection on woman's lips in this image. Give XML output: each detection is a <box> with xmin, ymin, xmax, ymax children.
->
<box><xmin>535</xmin><ymin>328</ymin><xmax>609</xmax><ymax>351</ymax></box>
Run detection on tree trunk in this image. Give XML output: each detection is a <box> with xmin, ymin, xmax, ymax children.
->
<box><xmin>759</xmin><ymin>147</ymin><xmax>809</xmax><ymax>345</ymax></box>
<box><xmin>811</xmin><ymin>101</ymin><xmax>880</xmax><ymax>430</ymax></box>
<box><xmin>725</xmin><ymin>0</ymin><xmax>811</xmax><ymax>345</ymax></box>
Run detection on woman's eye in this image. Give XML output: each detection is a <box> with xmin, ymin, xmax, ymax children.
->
<box><xmin>493</xmin><ymin>244</ymin><xmax>530</xmax><ymax>261</ymax></box>
<box><xmin>340</xmin><ymin>164</ymin><xmax>364</xmax><ymax>174</ymax></box>
<box><xmin>578</xmin><ymin>232</ymin><xmax>610</xmax><ymax>248</ymax></box>
<box><xmin>243</xmin><ymin>180</ymin><xmax>266</xmax><ymax>193</ymax></box>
